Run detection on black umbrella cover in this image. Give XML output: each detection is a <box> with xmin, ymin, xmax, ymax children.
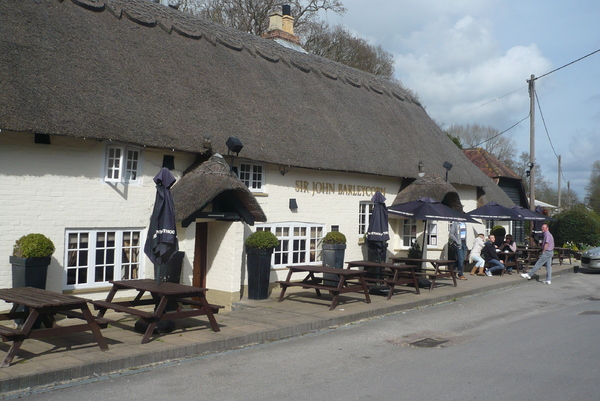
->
<box><xmin>366</xmin><ymin>191</ymin><xmax>390</xmax><ymax>269</ymax></box>
<box><xmin>144</xmin><ymin>168</ymin><xmax>179</xmax><ymax>265</ymax></box>
<box><xmin>366</xmin><ymin>191</ymin><xmax>390</xmax><ymax>243</ymax></box>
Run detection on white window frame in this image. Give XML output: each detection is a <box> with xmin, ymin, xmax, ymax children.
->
<box><xmin>402</xmin><ymin>218</ymin><xmax>417</xmax><ymax>248</ymax></box>
<box><xmin>256</xmin><ymin>222</ymin><xmax>324</xmax><ymax>266</ymax></box>
<box><xmin>358</xmin><ymin>201</ymin><xmax>374</xmax><ymax>236</ymax></box>
<box><xmin>104</xmin><ymin>144</ymin><xmax>142</xmax><ymax>184</ymax></box>
<box><xmin>64</xmin><ymin>228</ymin><xmax>144</xmax><ymax>290</ymax></box>
<box><xmin>427</xmin><ymin>221</ymin><xmax>438</xmax><ymax>246</ymax></box>
<box><xmin>239</xmin><ymin>162</ymin><xmax>265</xmax><ymax>192</ymax></box>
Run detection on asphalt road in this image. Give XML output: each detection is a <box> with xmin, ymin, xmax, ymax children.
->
<box><xmin>9</xmin><ymin>272</ymin><xmax>600</xmax><ymax>401</ymax></box>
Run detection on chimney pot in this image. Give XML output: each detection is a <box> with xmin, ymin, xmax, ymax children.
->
<box><xmin>282</xmin><ymin>4</ymin><xmax>291</xmax><ymax>16</ymax></box>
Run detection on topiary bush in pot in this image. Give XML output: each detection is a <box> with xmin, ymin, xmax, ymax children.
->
<box><xmin>245</xmin><ymin>230</ymin><xmax>279</xmax><ymax>300</ymax></box>
<box><xmin>10</xmin><ymin>233</ymin><xmax>55</xmax><ymax>290</ymax></box>
<box><xmin>322</xmin><ymin>231</ymin><xmax>347</xmax><ymax>285</ymax></box>
<box><xmin>322</xmin><ymin>231</ymin><xmax>347</xmax><ymax>245</ymax></box>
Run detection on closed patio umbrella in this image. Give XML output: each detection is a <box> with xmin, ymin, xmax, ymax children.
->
<box><xmin>366</xmin><ymin>191</ymin><xmax>390</xmax><ymax>263</ymax></box>
<box><xmin>365</xmin><ymin>192</ymin><xmax>390</xmax><ymax>293</ymax></box>
<box><xmin>144</xmin><ymin>168</ymin><xmax>179</xmax><ymax>284</ymax></box>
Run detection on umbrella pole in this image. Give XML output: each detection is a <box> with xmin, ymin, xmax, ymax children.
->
<box><xmin>421</xmin><ymin>220</ymin><xmax>428</xmax><ymax>261</ymax></box>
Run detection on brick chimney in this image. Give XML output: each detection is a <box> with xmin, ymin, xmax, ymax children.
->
<box><xmin>262</xmin><ymin>4</ymin><xmax>301</xmax><ymax>46</ymax></box>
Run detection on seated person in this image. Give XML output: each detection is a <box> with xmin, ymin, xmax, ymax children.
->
<box><xmin>499</xmin><ymin>234</ymin><xmax>517</xmax><ymax>274</ymax></box>
<box><xmin>482</xmin><ymin>234</ymin><xmax>505</xmax><ymax>276</ymax></box>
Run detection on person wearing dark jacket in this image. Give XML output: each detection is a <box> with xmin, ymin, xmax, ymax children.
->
<box><xmin>481</xmin><ymin>234</ymin><xmax>504</xmax><ymax>276</ymax></box>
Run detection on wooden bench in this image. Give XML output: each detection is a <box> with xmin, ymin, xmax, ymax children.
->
<box><xmin>0</xmin><ymin>325</ymin><xmax>25</xmax><ymax>341</ymax></box>
<box><xmin>91</xmin><ymin>300</ymin><xmax>155</xmax><ymax>320</ymax></box>
<box><xmin>277</xmin><ymin>265</ymin><xmax>371</xmax><ymax>310</ymax></box>
<box><xmin>345</xmin><ymin>260</ymin><xmax>420</xmax><ymax>298</ymax></box>
<box><xmin>60</xmin><ymin>310</ymin><xmax>110</xmax><ymax>328</ymax></box>
<box><xmin>174</xmin><ymin>298</ymin><xmax>222</xmax><ymax>314</ymax></box>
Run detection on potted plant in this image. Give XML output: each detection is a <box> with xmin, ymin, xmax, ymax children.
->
<box><xmin>10</xmin><ymin>233</ymin><xmax>55</xmax><ymax>289</ymax></box>
<box><xmin>245</xmin><ymin>230</ymin><xmax>279</xmax><ymax>300</ymax></box>
<box><xmin>322</xmin><ymin>231</ymin><xmax>347</xmax><ymax>286</ymax></box>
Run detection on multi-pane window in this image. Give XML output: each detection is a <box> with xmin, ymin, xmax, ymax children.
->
<box><xmin>427</xmin><ymin>222</ymin><xmax>438</xmax><ymax>246</ymax></box>
<box><xmin>402</xmin><ymin>219</ymin><xmax>417</xmax><ymax>247</ymax></box>
<box><xmin>104</xmin><ymin>145</ymin><xmax>141</xmax><ymax>183</ymax></box>
<box><xmin>358</xmin><ymin>201</ymin><xmax>374</xmax><ymax>235</ymax></box>
<box><xmin>257</xmin><ymin>223</ymin><xmax>324</xmax><ymax>266</ymax></box>
<box><xmin>65</xmin><ymin>229</ymin><xmax>142</xmax><ymax>289</ymax></box>
<box><xmin>239</xmin><ymin>163</ymin><xmax>264</xmax><ymax>191</ymax></box>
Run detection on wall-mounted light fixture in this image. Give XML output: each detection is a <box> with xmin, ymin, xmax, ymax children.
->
<box><xmin>418</xmin><ymin>161</ymin><xmax>424</xmax><ymax>177</ymax></box>
<box><xmin>289</xmin><ymin>199</ymin><xmax>298</xmax><ymax>210</ymax></box>
<box><xmin>34</xmin><ymin>133</ymin><xmax>51</xmax><ymax>145</ymax></box>
<box><xmin>443</xmin><ymin>161</ymin><xmax>453</xmax><ymax>182</ymax></box>
<box><xmin>226</xmin><ymin>136</ymin><xmax>243</xmax><ymax>172</ymax></box>
<box><xmin>279</xmin><ymin>165</ymin><xmax>291</xmax><ymax>176</ymax></box>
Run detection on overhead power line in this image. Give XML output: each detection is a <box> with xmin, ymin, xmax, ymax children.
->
<box><xmin>473</xmin><ymin>114</ymin><xmax>529</xmax><ymax>148</ymax></box>
<box><xmin>534</xmin><ymin>47</ymin><xmax>600</xmax><ymax>81</ymax></box>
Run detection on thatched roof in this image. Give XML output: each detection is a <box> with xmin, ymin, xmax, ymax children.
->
<box><xmin>171</xmin><ymin>154</ymin><xmax>267</xmax><ymax>226</ymax></box>
<box><xmin>0</xmin><ymin>0</ymin><xmax>512</xmax><ymax>201</ymax></box>
<box><xmin>392</xmin><ymin>174</ymin><xmax>464</xmax><ymax>211</ymax></box>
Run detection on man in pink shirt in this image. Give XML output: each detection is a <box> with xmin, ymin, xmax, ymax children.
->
<box><xmin>521</xmin><ymin>224</ymin><xmax>554</xmax><ymax>284</ymax></box>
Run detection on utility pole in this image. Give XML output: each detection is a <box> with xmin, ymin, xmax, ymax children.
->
<box><xmin>528</xmin><ymin>74</ymin><xmax>536</xmax><ymax>211</ymax></box>
<box><xmin>557</xmin><ymin>155</ymin><xmax>562</xmax><ymax>211</ymax></box>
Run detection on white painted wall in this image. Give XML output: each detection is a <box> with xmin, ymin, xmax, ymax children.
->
<box><xmin>1</xmin><ymin>131</ymin><xmax>496</xmax><ymax>306</ymax></box>
<box><xmin>0</xmin><ymin>131</ymin><xmax>193</xmax><ymax>298</ymax></box>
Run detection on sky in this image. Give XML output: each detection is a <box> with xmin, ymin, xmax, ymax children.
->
<box><xmin>319</xmin><ymin>0</ymin><xmax>600</xmax><ymax>202</ymax></box>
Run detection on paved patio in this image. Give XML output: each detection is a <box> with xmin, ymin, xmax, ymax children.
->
<box><xmin>0</xmin><ymin>262</ymin><xmax>577</xmax><ymax>395</ymax></box>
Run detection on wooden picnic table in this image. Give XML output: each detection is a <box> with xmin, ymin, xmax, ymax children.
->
<box><xmin>91</xmin><ymin>279</ymin><xmax>220</xmax><ymax>344</ymax></box>
<box><xmin>388</xmin><ymin>257</ymin><xmax>457</xmax><ymax>291</ymax></box>
<box><xmin>553</xmin><ymin>247</ymin><xmax>572</xmax><ymax>265</ymax></box>
<box><xmin>516</xmin><ymin>246</ymin><xmax>541</xmax><ymax>267</ymax></box>
<box><xmin>498</xmin><ymin>251</ymin><xmax>520</xmax><ymax>273</ymax></box>
<box><xmin>345</xmin><ymin>260</ymin><xmax>420</xmax><ymax>299</ymax></box>
<box><xmin>276</xmin><ymin>265</ymin><xmax>371</xmax><ymax>310</ymax></box>
<box><xmin>0</xmin><ymin>287</ymin><xmax>108</xmax><ymax>367</ymax></box>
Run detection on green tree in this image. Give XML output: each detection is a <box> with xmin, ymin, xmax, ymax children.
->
<box><xmin>446</xmin><ymin>133</ymin><xmax>462</xmax><ymax>149</ymax></box>
<box><xmin>585</xmin><ymin>160</ymin><xmax>600</xmax><ymax>214</ymax></box>
<box><xmin>549</xmin><ymin>206</ymin><xmax>600</xmax><ymax>247</ymax></box>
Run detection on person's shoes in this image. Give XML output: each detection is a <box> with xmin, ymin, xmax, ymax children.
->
<box><xmin>542</xmin><ymin>280</ymin><xmax>551</xmax><ymax>285</ymax></box>
<box><xmin>477</xmin><ymin>272</ymin><xmax>485</xmax><ymax>276</ymax></box>
<box><xmin>485</xmin><ymin>269</ymin><xmax>492</xmax><ymax>277</ymax></box>
<box><xmin>521</xmin><ymin>273</ymin><xmax>531</xmax><ymax>280</ymax></box>
<box><xmin>507</xmin><ymin>270</ymin><xmax>513</xmax><ymax>275</ymax></box>
<box><xmin>458</xmin><ymin>276</ymin><xmax>467</xmax><ymax>280</ymax></box>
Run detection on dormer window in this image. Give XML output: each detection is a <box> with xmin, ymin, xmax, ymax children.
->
<box><xmin>239</xmin><ymin>162</ymin><xmax>264</xmax><ymax>192</ymax></box>
<box><xmin>104</xmin><ymin>144</ymin><xmax>142</xmax><ymax>184</ymax></box>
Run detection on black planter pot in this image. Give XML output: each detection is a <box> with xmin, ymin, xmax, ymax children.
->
<box><xmin>246</xmin><ymin>247</ymin><xmax>274</xmax><ymax>300</ymax></box>
<box><xmin>10</xmin><ymin>256</ymin><xmax>51</xmax><ymax>328</ymax></box>
<box><xmin>322</xmin><ymin>243</ymin><xmax>346</xmax><ymax>286</ymax></box>
<box><xmin>10</xmin><ymin>256</ymin><xmax>50</xmax><ymax>289</ymax></box>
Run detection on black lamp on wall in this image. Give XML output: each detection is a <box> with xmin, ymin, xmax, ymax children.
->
<box><xmin>226</xmin><ymin>137</ymin><xmax>243</xmax><ymax>171</ymax></box>
<box><xmin>443</xmin><ymin>161</ymin><xmax>453</xmax><ymax>182</ymax></box>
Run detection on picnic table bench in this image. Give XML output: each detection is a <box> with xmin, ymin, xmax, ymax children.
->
<box><xmin>345</xmin><ymin>260</ymin><xmax>420</xmax><ymax>299</ymax></box>
<box><xmin>91</xmin><ymin>279</ymin><xmax>221</xmax><ymax>344</ymax></box>
<box><xmin>0</xmin><ymin>287</ymin><xmax>108</xmax><ymax>367</ymax></box>
<box><xmin>388</xmin><ymin>257</ymin><xmax>457</xmax><ymax>291</ymax></box>
<box><xmin>276</xmin><ymin>265</ymin><xmax>371</xmax><ymax>310</ymax></box>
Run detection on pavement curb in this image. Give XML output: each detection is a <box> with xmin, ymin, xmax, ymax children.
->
<box><xmin>0</xmin><ymin>266</ymin><xmax>576</xmax><ymax>395</ymax></box>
